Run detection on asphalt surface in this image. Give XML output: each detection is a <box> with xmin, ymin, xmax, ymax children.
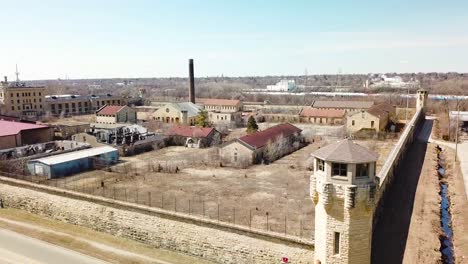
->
<box><xmin>0</xmin><ymin>228</ymin><xmax>109</xmax><ymax>264</ymax></box>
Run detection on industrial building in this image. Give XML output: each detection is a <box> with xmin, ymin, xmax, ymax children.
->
<box><xmin>0</xmin><ymin>76</ymin><xmax>46</xmax><ymax>118</ymax></box>
<box><xmin>0</xmin><ymin>120</ymin><xmax>53</xmax><ymax>150</ymax></box>
<box><xmin>95</xmin><ymin>105</ymin><xmax>137</xmax><ymax>124</ymax></box>
<box><xmin>266</xmin><ymin>80</ymin><xmax>297</xmax><ymax>92</ymax></box>
<box><xmin>45</xmin><ymin>94</ymin><xmax>127</xmax><ymax>115</ymax></box>
<box><xmin>27</xmin><ymin>146</ymin><xmax>118</xmax><ymax>178</ymax></box>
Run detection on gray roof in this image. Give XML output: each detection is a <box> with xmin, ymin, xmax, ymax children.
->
<box><xmin>312</xmin><ymin>100</ymin><xmax>374</xmax><ymax>109</ymax></box>
<box><xmin>312</xmin><ymin>139</ymin><xmax>378</xmax><ymax>163</ymax></box>
<box><xmin>175</xmin><ymin>102</ymin><xmax>201</xmax><ymax>117</ymax></box>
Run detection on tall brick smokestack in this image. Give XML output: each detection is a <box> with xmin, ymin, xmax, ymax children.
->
<box><xmin>189</xmin><ymin>59</ymin><xmax>195</xmax><ymax>104</ymax></box>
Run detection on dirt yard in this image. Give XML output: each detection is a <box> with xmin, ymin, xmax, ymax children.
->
<box><xmin>45</xmin><ymin>133</ymin><xmax>396</xmax><ymax>241</ymax></box>
<box><xmin>50</xmin><ymin>144</ymin><xmax>321</xmax><ymax>239</ymax></box>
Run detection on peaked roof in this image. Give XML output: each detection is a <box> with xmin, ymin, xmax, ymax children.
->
<box><xmin>300</xmin><ymin>107</ymin><xmax>346</xmax><ymax>118</ymax></box>
<box><xmin>167</xmin><ymin>126</ymin><xmax>215</xmax><ymax>138</ymax></box>
<box><xmin>312</xmin><ymin>139</ymin><xmax>378</xmax><ymax>163</ymax></box>
<box><xmin>164</xmin><ymin>102</ymin><xmax>201</xmax><ymax>117</ymax></box>
<box><xmin>198</xmin><ymin>98</ymin><xmax>241</xmax><ymax>106</ymax></box>
<box><xmin>0</xmin><ymin>120</ymin><xmax>49</xmax><ymax>137</ymax></box>
<box><xmin>238</xmin><ymin>123</ymin><xmax>302</xmax><ymax>149</ymax></box>
<box><xmin>367</xmin><ymin>102</ymin><xmax>395</xmax><ymax>117</ymax></box>
<box><xmin>96</xmin><ymin>105</ymin><xmax>126</xmax><ymax>115</ymax></box>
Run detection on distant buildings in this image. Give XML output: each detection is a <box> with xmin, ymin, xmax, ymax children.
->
<box><xmin>95</xmin><ymin>105</ymin><xmax>137</xmax><ymax>124</ymax></box>
<box><xmin>366</xmin><ymin>74</ymin><xmax>419</xmax><ymax>89</ymax></box>
<box><xmin>0</xmin><ymin>120</ymin><xmax>53</xmax><ymax>150</ymax></box>
<box><xmin>311</xmin><ymin>100</ymin><xmax>374</xmax><ymax>114</ymax></box>
<box><xmin>267</xmin><ymin>80</ymin><xmax>297</xmax><ymax>92</ymax></box>
<box><xmin>45</xmin><ymin>94</ymin><xmax>127</xmax><ymax>115</ymax></box>
<box><xmin>0</xmin><ymin>76</ymin><xmax>46</xmax><ymax>117</ymax></box>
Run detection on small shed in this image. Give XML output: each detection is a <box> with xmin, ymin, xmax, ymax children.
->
<box><xmin>27</xmin><ymin>146</ymin><xmax>118</xmax><ymax>178</ymax></box>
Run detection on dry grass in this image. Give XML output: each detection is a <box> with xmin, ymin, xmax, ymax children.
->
<box><xmin>0</xmin><ymin>208</ymin><xmax>213</xmax><ymax>264</ymax></box>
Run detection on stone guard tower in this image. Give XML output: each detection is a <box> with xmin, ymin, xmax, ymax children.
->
<box><xmin>416</xmin><ymin>88</ymin><xmax>428</xmax><ymax>112</ymax></box>
<box><xmin>311</xmin><ymin>139</ymin><xmax>379</xmax><ymax>264</ymax></box>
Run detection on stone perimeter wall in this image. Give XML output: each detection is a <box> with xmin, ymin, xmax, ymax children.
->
<box><xmin>0</xmin><ymin>176</ymin><xmax>314</xmax><ymax>264</ymax></box>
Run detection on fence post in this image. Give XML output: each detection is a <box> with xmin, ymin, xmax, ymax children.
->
<box><xmin>284</xmin><ymin>215</ymin><xmax>287</xmax><ymax>235</ymax></box>
<box><xmin>124</xmin><ymin>188</ymin><xmax>127</xmax><ymax>202</ymax></box>
<box><xmin>161</xmin><ymin>193</ymin><xmax>164</xmax><ymax>209</ymax></box>
<box><xmin>266</xmin><ymin>212</ymin><xmax>269</xmax><ymax>231</ymax></box>
<box><xmin>202</xmin><ymin>200</ymin><xmax>205</xmax><ymax>217</ymax></box>
<box><xmin>113</xmin><ymin>187</ymin><xmax>116</xmax><ymax>200</ymax></box>
<box><xmin>189</xmin><ymin>200</ymin><xmax>191</xmax><ymax>215</ymax></box>
<box><xmin>136</xmin><ymin>188</ymin><xmax>139</xmax><ymax>204</ymax></box>
<box><xmin>148</xmin><ymin>192</ymin><xmax>151</xmax><ymax>207</ymax></box>
<box><xmin>174</xmin><ymin>197</ymin><xmax>177</xmax><ymax>212</ymax></box>
<box><xmin>233</xmin><ymin>208</ymin><xmax>235</xmax><ymax>224</ymax></box>
<box><xmin>249</xmin><ymin>209</ymin><xmax>252</xmax><ymax>230</ymax></box>
<box><xmin>300</xmin><ymin>219</ymin><xmax>303</xmax><ymax>238</ymax></box>
<box><xmin>217</xmin><ymin>203</ymin><xmax>220</xmax><ymax>222</ymax></box>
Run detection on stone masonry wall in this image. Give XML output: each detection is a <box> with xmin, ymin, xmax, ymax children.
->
<box><xmin>0</xmin><ymin>177</ymin><xmax>314</xmax><ymax>264</ymax></box>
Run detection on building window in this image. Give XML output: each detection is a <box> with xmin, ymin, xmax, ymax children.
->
<box><xmin>39</xmin><ymin>92</ymin><xmax>41</xmax><ymax>96</ymax></box>
<box><xmin>352</xmin><ymin>120</ymin><xmax>355</xmax><ymax>126</ymax></box>
<box><xmin>332</xmin><ymin>163</ymin><xmax>347</xmax><ymax>177</ymax></box>
<box><xmin>371</xmin><ymin>121</ymin><xmax>375</xmax><ymax>128</ymax></box>
<box><xmin>166</xmin><ymin>108</ymin><xmax>170</xmax><ymax>113</ymax></box>
<box><xmin>317</xmin><ymin>159</ymin><xmax>325</xmax><ymax>171</ymax></box>
<box><xmin>356</xmin><ymin>163</ymin><xmax>369</xmax><ymax>178</ymax></box>
<box><xmin>11</xmin><ymin>106</ymin><xmax>14</xmax><ymax>110</ymax></box>
<box><xmin>334</xmin><ymin>232</ymin><xmax>340</xmax><ymax>255</ymax></box>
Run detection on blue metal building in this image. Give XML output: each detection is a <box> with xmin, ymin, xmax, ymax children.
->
<box><xmin>27</xmin><ymin>146</ymin><xmax>118</xmax><ymax>178</ymax></box>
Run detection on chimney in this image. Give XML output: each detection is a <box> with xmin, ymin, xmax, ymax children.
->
<box><xmin>3</xmin><ymin>76</ymin><xmax>7</xmax><ymax>83</ymax></box>
<box><xmin>189</xmin><ymin>59</ymin><xmax>195</xmax><ymax>104</ymax></box>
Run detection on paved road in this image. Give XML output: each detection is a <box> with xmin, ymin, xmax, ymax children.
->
<box><xmin>0</xmin><ymin>228</ymin><xmax>109</xmax><ymax>264</ymax></box>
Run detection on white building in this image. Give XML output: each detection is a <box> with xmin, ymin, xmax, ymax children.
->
<box><xmin>367</xmin><ymin>74</ymin><xmax>419</xmax><ymax>89</ymax></box>
<box><xmin>266</xmin><ymin>80</ymin><xmax>297</xmax><ymax>92</ymax></box>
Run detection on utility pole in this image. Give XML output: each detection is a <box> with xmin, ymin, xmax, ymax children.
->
<box><xmin>405</xmin><ymin>86</ymin><xmax>410</xmax><ymax>123</ymax></box>
<box><xmin>455</xmin><ymin>99</ymin><xmax>460</xmax><ymax>162</ymax></box>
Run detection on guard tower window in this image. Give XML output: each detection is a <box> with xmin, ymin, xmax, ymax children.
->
<box><xmin>356</xmin><ymin>163</ymin><xmax>369</xmax><ymax>178</ymax></box>
<box><xmin>334</xmin><ymin>232</ymin><xmax>340</xmax><ymax>255</ymax></box>
<box><xmin>332</xmin><ymin>163</ymin><xmax>347</xmax><ymax>176</ymax></box>
<box><xmin>317</xmin><ymin>159</ymin><xmax>325</xmax><ymax>171</ymax></box>
<box><xmin>371</xmin><ymin>121</ymin><xmax>375</xmax><ymax>128</ymax></box>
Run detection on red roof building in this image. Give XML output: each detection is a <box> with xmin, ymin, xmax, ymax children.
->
<box><xmin>167</xmin><ymin>126</ymin><xmax>216</xmax><ymax>138</ymax></box>
<box><xmin>95</xmin><ymin>105</ymin><xmax>137</xmax><ymax>124</ymax></box>
<box><xmin>0</xmin><ymin>120</ymin><xmax>53</xmax><ymax>150</ymax></box>
<box><xmin>238</xmin><ymin>123</ymin><xmax>302</xmax><ymax>149</ymax></box>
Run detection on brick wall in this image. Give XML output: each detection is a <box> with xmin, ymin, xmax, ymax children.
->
<box><xmin>0</xmin><ymin>176</ymin><xmax>314</xmax><ymax>264</ymax></box>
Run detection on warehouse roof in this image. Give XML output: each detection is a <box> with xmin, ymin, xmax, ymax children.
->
<box><xmin>312</xmin><ymin>139</ymin><xmax>378</xmax><ymax>163</ymax></box>
<box><xmin>0</xmin><ymin>120</ymin><xmax>49</xmax><ymax>137</ymax></box>
<box><xmin>312</xmin><ymin>100</ymin><xmax>374</xmax><ymax>109</ymax></box>
<box><xmin>96</xmin><ymin>105</ymin><xmax>126</xmax><ymax>115</ymax></box>
<box><xmin>168</xmin><ymin>126</ymin><xmax>216</xmax><ymax>138</ymax></box>
<box><xmin>198</xmin><ymin>98</ymin><xmax>241</xmax><ymax>106</ymax></box>
<box><xmin>300</xmin><ymin>107</ymin><xmax>346</xmax><ymax>118</ymax></box>
<box><xmin>30</xmin><ymin>146</ymin><xmax>117</xmax><ymax>166</ymax></box>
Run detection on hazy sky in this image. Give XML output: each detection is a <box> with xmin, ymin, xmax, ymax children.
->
<box><xmin>2</xmin><ymin>0</ymin><xmax>468</xmax><ymax>80</ymax></box>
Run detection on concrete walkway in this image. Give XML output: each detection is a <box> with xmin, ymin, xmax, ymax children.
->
<box><xmin>425</xmin><ymin>117</ymin><xmax>468</xmax><ymax>200</ymax></box>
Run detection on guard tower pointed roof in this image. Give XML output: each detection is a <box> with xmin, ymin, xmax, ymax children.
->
<box><xmin>312</xmin><ymin>138</ymin><xmax>378</xmax><ymax>163</ymax></box>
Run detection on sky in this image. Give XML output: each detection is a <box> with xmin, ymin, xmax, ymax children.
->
<box><xmin>2</xmin><ymin>0</ymin><xmax>468</xmax><ymax>80</ymax></box>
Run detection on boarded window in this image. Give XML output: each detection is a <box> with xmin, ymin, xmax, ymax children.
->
<box><xmin>334</xmin><ymin>232</ymin><xmax>340</xmax><ymax>255</ymax></box>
